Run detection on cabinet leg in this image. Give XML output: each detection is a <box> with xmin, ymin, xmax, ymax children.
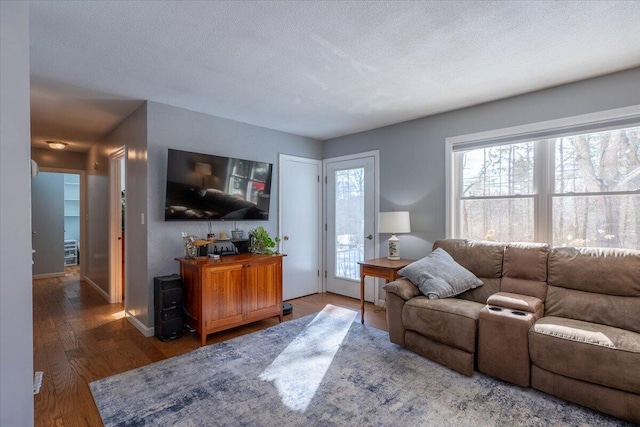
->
<box><xmin>278</xmin><ymin>313</ymin><xmax>283</xmax><ymax>322</ymax></box>
<box><xmin>200</xmin><ymin>319</ymin><xmax>206</xmax><ymax>346</ymax></box>
<box><xmin>360</xmin><ymin>275</ymin><xmax>365</xmax><ymax>324</ymax></box>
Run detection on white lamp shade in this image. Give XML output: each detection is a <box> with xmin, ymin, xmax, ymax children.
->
<box><xmin>379</xmin><ymin>211</ymin><xmax>411</xmax><ymax>234</ymax></box>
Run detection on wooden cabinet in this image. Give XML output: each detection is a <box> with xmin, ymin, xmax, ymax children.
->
<box><xmin>177</xmin><ymin>254</ymin><xmax>284</xmax><ymax>346</ymax></box>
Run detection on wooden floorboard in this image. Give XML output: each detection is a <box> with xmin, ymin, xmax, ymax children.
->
<box><xmin>33</xmin><ymin>267</ymin><xmax>388</xmax><ymax>425</ymax></box>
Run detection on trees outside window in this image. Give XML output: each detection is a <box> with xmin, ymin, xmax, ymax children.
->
<box><xmin>552</xmin><ymin>127</ymin><xmax>640</xmax><ymax>248</ymax></box>
<box><xmin>454</xmin><ymin>125</ymin><xmax>639</xmax><ymax>249</ymax></box>
<box><xmin>460</xmin><ymin>141</ymin><xmax>535</xmax><ymax>242</ymax></box>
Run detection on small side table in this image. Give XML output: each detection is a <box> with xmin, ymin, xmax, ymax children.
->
<box><xmin>358</xmin><ymin>258</ymin><xmax>414</xmax><ymax>324</ymax></box>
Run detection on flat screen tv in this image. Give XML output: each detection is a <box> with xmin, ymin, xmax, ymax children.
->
<box><xmin>164</xmin><ymin>149</ymin><xmax>273</xmax><ymax>221</ymax></box>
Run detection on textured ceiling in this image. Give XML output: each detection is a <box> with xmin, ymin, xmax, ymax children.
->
<box><xmin>29</xmin><ymin>1</ymin><xmax>640</xmax><ymax>151</ymax></box>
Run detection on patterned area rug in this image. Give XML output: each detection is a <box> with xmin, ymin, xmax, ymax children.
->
<box><xmin>90</xmin><ymin>305</ymin><xmax>631</xmax><ymax>426</ymax></box>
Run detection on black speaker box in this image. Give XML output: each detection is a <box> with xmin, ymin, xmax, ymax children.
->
<box><xmin>155</xmin><ymin>307</ymin><xmax>183</xmax><ymax>341</ymax></box>
<box><xmin>154</xmin><ymin>274</ymin><xmax>183</xmax><ymax>310</ymax></box>
<box><xmin>154</xmin><ymin>274</ymin><xmax>184</xmax><ymax>341</ymax></box>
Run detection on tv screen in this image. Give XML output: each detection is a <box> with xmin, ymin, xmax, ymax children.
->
<box><xmin>164</xmin><ymin>149</ymin><xmax>273</xmax><ymax>221</ymax></box>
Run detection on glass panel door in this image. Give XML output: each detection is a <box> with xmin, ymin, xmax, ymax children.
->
<box><xmin>334</xmin><ymin>167</ymin><xmax>364</xmax><ymax>280</ymax></box>
<box><xmin>326</xmin><ymin>156</ymin><xmax>376</xmax><ymax>300</ymax></box>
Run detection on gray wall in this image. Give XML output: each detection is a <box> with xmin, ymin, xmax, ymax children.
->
<box><xmin>82</xmin><ymin>100</ymin><xmax>321</xmax><ymax>331</ymax></box>
<box><xmin>31</xmin><ymin>147</ymin><xmax>87</xmax><ymax>171</ymax></box>
<box><xmin>85</xmin><ymin>134</ymin><xmax>109</xmax><ymax>293</ymax></box>
<box><xmin>143</xmin><ymin>101</ymin><xmax>322</xmax><ymax>328</ymax></box>
<box><xmin>323</xmin><ymin>67</ymin><xmax>640</xmax><ymax>262</ymax></box>
<box><xmin>119</xmin><ymin>103</ymin><xmax>148</xmax><ymax>320</ymax></box>
<box><xmin>85</xmin><ymin>103</ymin><xmax>148</xmax><ymax>300</ymax></box>
<box><xmin>85</xmin><ymin>173</ymin><xmax>109</xmax><ymax>290</ymax></box>
<box><xmin>31</xmin><ymin>172</ymin><xmax>65</xmax><ymax>275</ymax></box>
<box><xmin>0</xmin><ymin>1</ymin><xmax>34</xmax><ymax>425</ymax></box>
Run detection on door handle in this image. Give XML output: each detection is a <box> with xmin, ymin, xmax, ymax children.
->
<box><xmin>118</xmin><ymin>237</ymin><xmax>122</xmax><ymax>240</ymax></box>
<box><xmin>365</xmin><ymin>235</ymin><xmax>373</xmax><ymax>240</ymax></box>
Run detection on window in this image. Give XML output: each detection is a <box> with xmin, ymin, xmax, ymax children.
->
<box><xmin>449</xmin><ymin>115</ymin><xmax>640</xmax><ymax>250</ymax></box>
<box><xmin>458</xmin><ymin>141</ymin><xmax>535</xmax><ymax>242</ymax></box>
<box><xmin>551</xmin><ymin>127</ymin><xmax>640</xmax><ymax>248</ymax></box>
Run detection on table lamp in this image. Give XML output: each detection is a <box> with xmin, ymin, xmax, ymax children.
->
<box><xmin>379</xmin><ymin>211</ymin><xmax>411</xmax><ymax>260</ymax></box>
<box><xmin>194</xmin><ymin>162</ymin><xmax>212</xmax><ymax>188</ymax></box>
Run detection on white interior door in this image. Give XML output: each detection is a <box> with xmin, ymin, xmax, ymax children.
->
<box><xmin>31</xmin><ymin>172</ymin><xmax>65</xmax><ymax>277</ymax></box>
<box><xmin>279</xmin><ymin>154</ymin><xmax>322</xmax><ymax>301</ymax></box>
<box><xmin>109</xmin><ymin>147</ymin><xmax>125</xmax><ymax>303</ymax></box>
<box><xmin>325</xmin><ymin>154</ymin><xmax>377</xmax><ymax>301</ymax></box>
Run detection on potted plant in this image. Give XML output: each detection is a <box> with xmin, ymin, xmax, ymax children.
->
<box><xmin>249</xmin><ymin>226</ymin><xmax>280</xmax><ymax>255</ymax></box>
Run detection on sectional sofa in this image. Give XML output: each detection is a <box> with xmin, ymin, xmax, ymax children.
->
<box><xmin>383</xmin><ymin>239</ymin><xmax>640</xmax><ymax>423</ymax></box>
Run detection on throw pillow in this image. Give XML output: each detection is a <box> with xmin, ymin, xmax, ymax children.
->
<box><xmin>398</xmin><ymin>248</ymin><xmax>483</xmax><ymax>299</ymax></box>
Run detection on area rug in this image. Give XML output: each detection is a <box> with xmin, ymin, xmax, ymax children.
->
<box><xmin>90</xmin><ymin>305</ymin><xmax>631</xmax><ymax>426</ymax></box>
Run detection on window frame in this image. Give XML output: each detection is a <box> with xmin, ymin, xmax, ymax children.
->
<box><xmin>445</xmin><ymin>105</ymin><xmax>640</xmax><ymax>244</ymax></box>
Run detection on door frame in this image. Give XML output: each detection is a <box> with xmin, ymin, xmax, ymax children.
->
<box><xmin>278</xmin><ymin>154</ymin><xmax>323</xmax><ymax>299</ymax></box>
<box><xmin>108</xmin><ymin>146</ymin><xmax>126</xmax><ymax>304</ymax></box>
<box><xmin>39</xmin><ymin>167</ymin><xmax>87</xmax><ymax>281</ymax></box>
<box><xmin>322</xmin><ymin>150</ymin><xmax>380</xmax><ymax>302</ymax></box>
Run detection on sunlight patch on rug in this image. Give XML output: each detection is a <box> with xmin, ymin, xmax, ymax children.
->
<box><xmin>259</xmin><ymin>304</ymin><xmax>356</xmax><ymax>412</ymax></box>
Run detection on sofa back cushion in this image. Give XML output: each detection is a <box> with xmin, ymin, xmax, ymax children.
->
<box><xmin>501</xmin><ymin>242</ymin><xmax>549</xmax><ymax>301</ymax></box>
<box><xmin>433</xmin><ymin>239</ymin><xmax>505</xmax><ymax>304</ymax></box>
<box><xmin>546</xmin><ymin>247</ymin><xmax>640</xmax><ymax>333</ymax></box>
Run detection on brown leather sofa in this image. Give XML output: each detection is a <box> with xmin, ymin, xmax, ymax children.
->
<box><xmin>383</xmin><ymin>239</ymin><xmax>640</xmax><ymax>423</ymax></box>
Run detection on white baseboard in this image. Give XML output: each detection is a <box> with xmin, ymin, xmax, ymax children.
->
<box><xmin>126</xmin><ymin>310</ymin><xmax>154</xmax><ymax>337</ymax></box>
<box><xmin>33</xmin><ymin>272</ymin><xmax>65</xmax><ymax>279</ymax></box>
<box><xmin>85</xmin><ymin>276</ymin><xmax>154</xmax><ymax>337</ymax></box>
<box><xmin>375</xmin><ymin>298</ymin><xmax>386</xmax><ymax>308</ymax></box>
<box><xmin>84</xmin><ymin>276</ymin><xmax>110</xmax><ymax>302</ymax></box>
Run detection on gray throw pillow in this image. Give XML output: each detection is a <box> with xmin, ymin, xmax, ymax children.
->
<box><xmin>398</xmin><ymin>248</ymin><xmax>483</xmax><ymax>299</ymax></box>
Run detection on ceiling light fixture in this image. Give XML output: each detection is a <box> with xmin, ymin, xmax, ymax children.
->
<box><xmin>46</xmin><ymin>140</ymin><xmax>68</xmax><ymax>150</ymax></box>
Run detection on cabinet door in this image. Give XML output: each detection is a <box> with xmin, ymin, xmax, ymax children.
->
<box><xmin>202</xmin><ymin>264</ymin><xmax>244</xmax><ymax>330</ymax></box>
<box><xmin>244</xmin><ymin>258</ymin><xmax>282</xmax><ymax>319</ymax></box>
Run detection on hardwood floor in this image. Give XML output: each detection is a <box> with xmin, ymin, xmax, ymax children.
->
<box><xmin>33</xmin><ymin>269</ymin><xmax>388</xmax><ymax>426</ymax></box>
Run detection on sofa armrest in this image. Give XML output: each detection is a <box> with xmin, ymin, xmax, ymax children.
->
<box><xmin>487</xmin><ymin>291</ymin><xmax>544</xmax><ymax>319</ymax></box>
<box><xmin>383</xmin><ymin>278</ymin><xmax>421</xmax><ymax>301</ymax></box>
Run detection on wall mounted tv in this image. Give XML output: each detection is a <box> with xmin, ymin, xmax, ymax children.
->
<box><xmin>164</xmin><ymin>148</ymin><xmax>273</xmax><ymax>221</ymax></box>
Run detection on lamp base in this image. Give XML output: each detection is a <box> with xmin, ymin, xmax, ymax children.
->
<box><xmin>387</xmin><ymin>234</ymin><xmax>400</xmax><ymax>260</ymax></box>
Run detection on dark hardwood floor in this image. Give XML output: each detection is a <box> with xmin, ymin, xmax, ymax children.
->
<box><xmin>33</xmin><ymin>268</ymin><xmax>388</xmax><ymax>426</ymax></box>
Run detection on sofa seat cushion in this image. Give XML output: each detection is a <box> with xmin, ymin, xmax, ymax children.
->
<box><xmin>529</xmin><ymin>316</ymin><xmax>640</xmax><ymax>394</ymax></box>
<box><xmin>402</xmin><ymin>296</ymin><xmax>484</xmax><ymax>353</ymax></box>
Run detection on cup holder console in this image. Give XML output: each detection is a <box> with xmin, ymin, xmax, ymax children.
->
<box><xmin>487</xmin><ymin>306</ymin><xmax>528</xmax><ymax>317</ymax></box>
<box><xmin>479</xmin><ymin>299</ymin><xmax>537</xmax><ymax>387</ymax></box>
